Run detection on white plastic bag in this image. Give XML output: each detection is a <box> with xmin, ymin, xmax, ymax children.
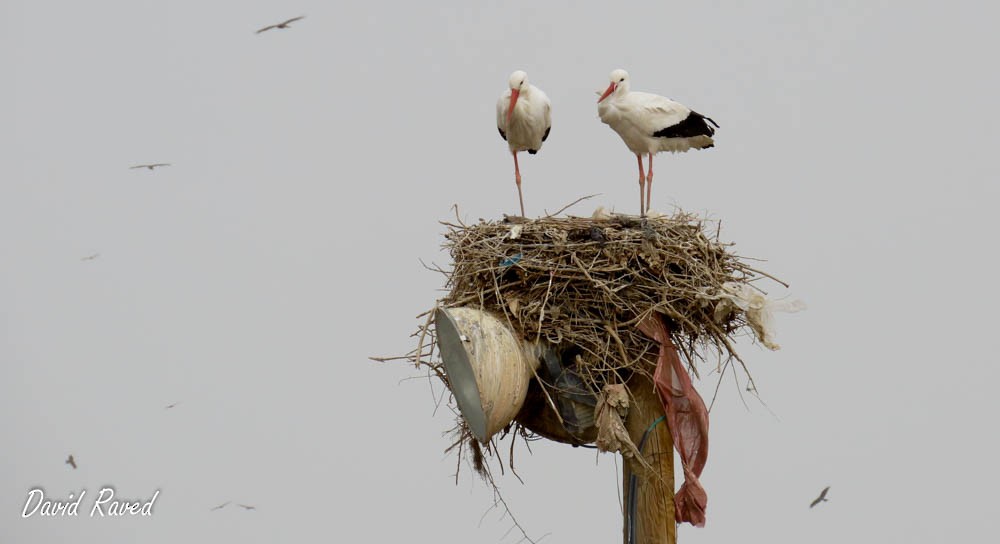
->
<box><xmin>709</xmin><ymin>282</ymin><xmax>806</xmax><ymax>350</ymax></box>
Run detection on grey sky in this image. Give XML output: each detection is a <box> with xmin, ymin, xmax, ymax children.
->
<box><xmin>3</xmin><ymin>0</ymin><xmax>998</xmax><ymax>542</ymax></box>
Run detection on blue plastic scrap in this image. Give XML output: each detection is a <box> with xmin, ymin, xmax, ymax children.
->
<box><xmin>499</xmin><ymin>253</ymin><xmax>523</xmax><ymax>268</ymax></box>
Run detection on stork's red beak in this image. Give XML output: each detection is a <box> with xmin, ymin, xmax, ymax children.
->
<box><xmin>598</xmin><ymin>82</ymin><xmax>616</xmax><ymax>103</ymax></box>
<box><xmin>506</xmin><ymin>89</ymin><xmax>520</xmax><ymax>124</ymax></box>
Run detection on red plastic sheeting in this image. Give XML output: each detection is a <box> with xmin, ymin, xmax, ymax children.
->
<box><xmin>638</xmin><ymin>314</ymin><xmax>710</xmax><ymax>527</ymax></box>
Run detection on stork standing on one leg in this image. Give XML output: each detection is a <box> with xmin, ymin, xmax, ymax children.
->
<box><xmin>597</xmin><ymin>69</ymin><xmax>718</xmax><ymax>216</ymax></box>
<box><xmin>497</xmin><ymin>70</ymin><xmax>551</xmax><ymax>217</ymax></box>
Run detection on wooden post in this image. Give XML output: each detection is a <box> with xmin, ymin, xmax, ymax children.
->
<box><xmin>622</xmin><ymin>372</ymin><xmax>675</xmax><ymax>544</ymax></box>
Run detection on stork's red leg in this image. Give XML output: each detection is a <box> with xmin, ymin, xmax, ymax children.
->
<box><xmin>513</xmin><ymin>151</ymin><xmax>525</xmax><ymax>217</ymax></box>
<box><xmin>636</xmin><ymin>154</ymin><xmax>646</xmax><ymax>216</ymax></box>
<box><xmin>646</xmin><ymin>153</ymin><xmax>654</xmax><ymax>214</ymax></box>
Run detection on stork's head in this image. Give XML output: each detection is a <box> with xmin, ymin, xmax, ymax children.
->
<box><xmin>598</xmin><ymin>69</ymin><xmax>630</xmax><ymax>102</ymax></box>
<box><xmin>506</xmin><ymin>70</ymin><xmax>528</xmax><ymax>124</ymax></box>
<box><xmin>508</xmin><ymin>70</ymin><xmax>528</xmax><ymax>91</ymax></box>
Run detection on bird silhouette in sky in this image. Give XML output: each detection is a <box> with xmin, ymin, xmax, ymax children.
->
<box><xmin>130</xmin><ymin>163</ymin><xmax>170</xmax><ymax>170</ymax></box>
<box><xmin>164</xmin><ymin>402</ymin><xmax>180</xmax><ymax>410</ymax></box>
<box><xmin>65</xmin><ymin>455</ymin><xmax>77</xmax><ymax>469</ymax></box>
<box><xmin>210</xmin><ymin>501</ymin><xmax>230</xmax><ymax>511</ymax></box>
<box><xmin>237</xmin><ymin>504</ymin><xmax>256</xmax><ymax>511</ymax></box>
<box><xmin>80</xmin><ymin>253</ymin><xmax>100</xmax><ymax>261</ymax></box>
<box><xmin>256</xmin><ymin>16</ymin><xmax>305</xmax><ymax>34</ymax></box>
<box><xmin>810</xmin><ymin>486</ymin><xmax>830</xmax><ymax>508</ymax></box>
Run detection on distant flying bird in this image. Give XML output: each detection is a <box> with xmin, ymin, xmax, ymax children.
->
<box><xmin>810</xmin><ymin>486</ymin><xmax>830</xmax><ymax>508</ymax></box>
<box><xmin>256</xmin><ymin>16</ymin><xmax>305</xmax><ymax>34</ymax></box>
<box><xmin>210</xmin><ymin>501</ymin><xmax>230</xmax><ymax>511</ymax></box>
<box><xmin>65</xmin><ymin>455</ymin><xmax>77</xmax><ymax>469</ymax></box>
<box><xmin>130</xmin><ymin>163</ymin><xmax>170</xmax><ymax>170</ymax></box>
<box><xmin>496</xmin><ymin>70</ymin><xmax>551</xmax><ymax>217</ymax></box>
<box><xmin>164</xmin><ymin>402</ymin><xmax>180</xmax><ymax>410</ymax></box>
<box><xmin>237</xmin><ymin>504</ymin><xmax>256</xmax><ymax>511</ymax></box>
<box><xmin>81</xmin><ymin>253</ymin><xmax>100</xmax><ymax>261</ymax></box>
<box><xmin>597</xmin><ymin>69</ymin><xmax>718</xmax><ymax>216</ymax></box>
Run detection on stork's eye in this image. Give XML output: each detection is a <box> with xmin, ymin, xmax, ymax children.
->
<box><xmin>619</xmin><ymin>78</ymin><xmax>625</xmax><ymax>82</ymax></box>
<box><xmin>520</xmin><ymin>80</ymin><xmax>525</xmax><ymax>86</ymax></box>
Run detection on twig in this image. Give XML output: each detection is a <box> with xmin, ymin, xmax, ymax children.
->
<box><xmin>414</xmin><ymin>302</ymin><xmax>437</xmax><ymax>369</ymax></box>
<box><xmin>450</xmin><ymin>203</ymin><xmax>467</xmax><ymax>228</ymax></box>
<box><xmin>536</xmin><ymin>270</ymin><xmax>554</xmax><ymax>337</ymax></box>
<box><xmin>544</xmin><ymin>193</ymin><xmax>600</xmax><ymax>218</ymax></box>
<box><xmin>369</xmin><ymin>355</ymin><xmax>410</xmax><ymax>363</ymax></box>
<box><xmin>744</xmin><ymin>265</ymin><xmax>790</xmax><ymax>288</ymax></box>
<box><xmin>707</xmin><ymin>358</ymin><xmax>729</xmax><ymax>412</ymax></box>
<box><xmin>418</xmin><ymin>258</ymin><xmax>449</xmax><ymax>277</ymax></box>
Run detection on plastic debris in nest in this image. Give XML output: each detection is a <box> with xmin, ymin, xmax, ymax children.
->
<box><xmin>594</xmin><ymin>384</ymin><xmax>645</xmax><ymax>465</ymax></box>
<box><xmin>703</xmin><ymin>282</ymin><xmax>806</xmax><ymax>350</ymax></box>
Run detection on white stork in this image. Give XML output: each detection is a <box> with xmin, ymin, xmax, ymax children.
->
<box><xmin>496</xmin><ymin>70</ymin><xmax>551</xmax><ymax>217</ymax></box>
<box><xmin>597</xmin><ymin>69</ymin><xmax>718</xmax><ymax>216</ymax></box>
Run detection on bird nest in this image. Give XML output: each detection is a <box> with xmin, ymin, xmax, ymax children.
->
<box><xmin>417</xmin><ymin>210</ymin><xmax>782</xmax><ymax>385</ymax></box>
<box><xmin>382</xmin><ymin>208</ymin><xmax>790</xmax><ymax>483</ymax></box>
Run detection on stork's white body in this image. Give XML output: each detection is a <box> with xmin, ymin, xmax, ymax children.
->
<box><xmin>496</xmin><ymin>83</ymin><xmax>551</xmax><ymax>154</ymax></box>
<box><xmin>598</xmin><ymin>91</ymin><xmax>713</xmax><ymax>154</ymax></box>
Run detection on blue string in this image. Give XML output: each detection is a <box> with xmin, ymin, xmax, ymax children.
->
<box><xmin>640</xmin><ymin>416</ymin><xmax>666</xmax><ymax>446</ymax></box>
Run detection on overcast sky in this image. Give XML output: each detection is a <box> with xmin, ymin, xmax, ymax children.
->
<box><xmin>3</xmin><ymin>1</ymin><xmax>999</xmax><ymax>542</ymax></box>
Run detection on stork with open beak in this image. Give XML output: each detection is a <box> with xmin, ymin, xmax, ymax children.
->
<box><xmin>496</xmin><ymin>70</ymin><xmax>551</xmax><ymax>217</ymax></box>
<box><xmin>597</xmin><ymin>69</ymin><xmax>718</xmax><ymax>216</ymax></box>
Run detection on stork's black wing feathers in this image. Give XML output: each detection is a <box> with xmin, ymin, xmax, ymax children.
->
<box><xmin>527</xmin><ymin>126</ymin><xmax>550</xmax><ymax>154</ymax></box>
<box><xmin>498</xmin><ymin>127</ymin><xmax>506</xmax><ymax>141</ymax></box>
<box><xmin>652</xmin><ymin>110</ymin><xmax>718</xmax><ymax>139</ymax></box>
